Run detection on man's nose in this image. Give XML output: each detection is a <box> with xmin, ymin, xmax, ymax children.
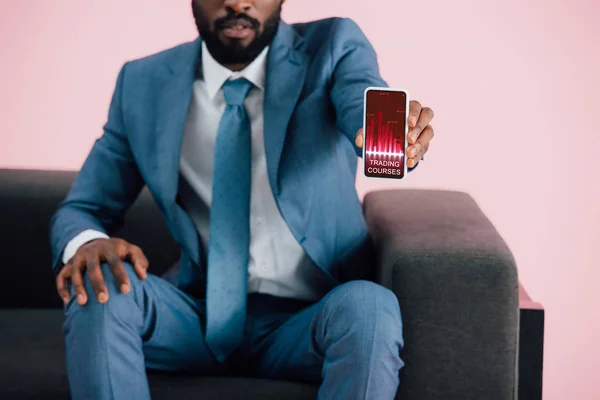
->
<box><xmin>224</xmin><ymin>0</ymin><xmax>253</xmax><ymax>13</ymax></box>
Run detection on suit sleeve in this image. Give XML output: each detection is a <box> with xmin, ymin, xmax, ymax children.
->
<box><xmin>49</xmin><ymin>62</ymin><xmax>145</xmax><ymax>274</ymax></box>
<box><xmin>328</xmin><ymin>18</ymin><xmax>388</xmax><ymax>157</ymax></box>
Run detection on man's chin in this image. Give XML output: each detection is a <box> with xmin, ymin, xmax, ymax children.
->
<box><xmin>217</xmin><ymin>31</ymin><xmax>256</xmax><ymax>48</ymax></box>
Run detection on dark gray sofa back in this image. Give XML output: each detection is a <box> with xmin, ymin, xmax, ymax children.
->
<box><xmin>0</xmin><ymin>169</ymin><xmax>179</xmax><ymax>309</ymax></box>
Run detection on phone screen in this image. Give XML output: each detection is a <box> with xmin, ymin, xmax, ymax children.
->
<box><xmin>364</xmin><ymin>89</ymin><xmax>407</xmax><ymax>179</ymax></box>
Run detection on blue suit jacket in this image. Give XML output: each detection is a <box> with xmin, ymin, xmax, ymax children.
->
<box><xmin>50</xmin><ymin>18</ymin><xmax>390</xmax><ymax>293</ymax></box>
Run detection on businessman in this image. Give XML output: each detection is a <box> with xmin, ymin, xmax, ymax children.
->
<box><xmin>51</xmin><ymin>0</ymin><xmax>435</xmax><ymax>399</ymax></box>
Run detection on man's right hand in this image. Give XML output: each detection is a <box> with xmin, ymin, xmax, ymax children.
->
<box><xmin>56</xmin><ymin>238</ymin><xmax>149</xmax><ymax>305</ymax></box>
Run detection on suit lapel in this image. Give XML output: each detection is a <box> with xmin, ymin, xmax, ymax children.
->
<box><xmin>155</xmin><ymin>38</ymin><xmax>202</xmax><ymax>206</ymax></box>
<box><xmin>264</xmin><ymin>22</ymin><xmax>309</xmax><ymax>195</ymax></box>
<box><xmin>155</xmin><ymin>24</ymin><xmax>307</xmax><ymax>201</ymax></box>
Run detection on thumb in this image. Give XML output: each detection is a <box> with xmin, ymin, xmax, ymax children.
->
<box><xmin>355</xmin><ymin>128</ymin><xmax>364</xmax><ymax>148</ymax></box>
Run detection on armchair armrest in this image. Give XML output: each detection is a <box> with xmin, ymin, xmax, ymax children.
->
<box><xmin>364</xmin><ymin>189</ymin><xmax>519</xmax><ymax>400</ymax></box>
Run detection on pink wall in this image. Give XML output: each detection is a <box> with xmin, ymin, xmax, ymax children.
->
<box><xmin>1</xmin><ymin>1</ymin><xmax>599</xmax><ymax>398</ymax></box>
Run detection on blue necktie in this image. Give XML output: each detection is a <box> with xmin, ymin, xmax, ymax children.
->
<box><xmin>205</xmin><ymin>78</ymin><xmax>254</xmax><ymax>363</ymax></box>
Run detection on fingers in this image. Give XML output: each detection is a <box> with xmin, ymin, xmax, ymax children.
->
<box><xmin>105</xmin><ymin>251</ymin><xmax>130</xmax><ymax>294</ymax></box>
<box><xmin>115</xmin><ymin>238</ymin><xmax>149</xmax><ymax>280</ymax></box>
<box><xmin>56</xmin><ymin>238</ymin><xmax>147</xmax><ymax>306</ymax></box>
<box><xmin>86</xmin><ymin>255</ymin><xmax>109</xmax><ymax>304</ymax></box>
<box><xmin>406</xmin><ymin>125</ymin><xmax>434</xmax><ymax>168</ymax></box>
<box><xmin>406</xmin><ymin>99</ymin><xmax>434</xmax><ymax>168</ymax></box>
<box><xmin>56</xmin><ymin>267</ymin><xmax>71</xmax><ymax>304</ymax></box>
<box><xmin>416</xmin><ymin>124</ymin><xmax>435</xmax><ymax>149</ymax></box>
<box><xmin>407</xmin><ymin>102</ymin><xmax>434</xmax><ymax>145</ymax></box>
<box><xmin>127</xmin><ymin>245</ymin><xmax>149</xmax><ymax>280</ymax></box>
<box><xmin>408</xmin><ymin>100</ymin><xmax>422</xmax><ymax>128</ymax></box>
<box><xmin>407</xmin><ymin>147</ymin><xmax>428</xmax><ymax>168</ymax></box>
<box><xmin>111</xmin><ymin>237</ymin><xmax>148</xmax><ymax>283</ymax></box>
<box><xmin>69</xmin><ymin>257</ymin><xmax>88</xmax><ymax>305</ymax></box>
<box><xmin>355</xmin><ymin>128</ymin><xmax>364</xmax><ymax>148</ymax></box>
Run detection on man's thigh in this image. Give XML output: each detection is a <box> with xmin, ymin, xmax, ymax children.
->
<box><xmin>138</xmin><ymin>271</ymin><xmax>226</xmax><ymax>375</ymax></box>
<box><xmin>66</xmin><ymin>261</ymin><xmax>225</xmax><ymax>375</ymax></box>
<box><xmin>245</xmin><ymin>280</ymin><xmax>402</xmax><ymax>384</ymax></box>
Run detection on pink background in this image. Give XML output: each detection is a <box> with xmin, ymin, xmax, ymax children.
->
<box><xmin>1</xmin><ymin>1</ymin><xmax>599</xmax><ymax>398</ymax></box>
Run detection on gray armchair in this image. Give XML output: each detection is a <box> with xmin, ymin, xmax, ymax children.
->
<box><xmin>0</xmin><ymin>169</ymin><xmax>523</xmax><ymax>399</ymax></box>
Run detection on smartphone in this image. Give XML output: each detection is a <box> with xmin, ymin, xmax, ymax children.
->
<box><xmin>362</xmin><ymin>87</ymin><xmax>409</xmax><ymax>179</ymax></box>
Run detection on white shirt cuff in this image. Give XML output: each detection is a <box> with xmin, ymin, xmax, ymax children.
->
<box><xmin>62</xmin><ymin>229</ymin><xmax>110</xmax><ymax>264</ymax></box>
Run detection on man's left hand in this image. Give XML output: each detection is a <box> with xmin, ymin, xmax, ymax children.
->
<box><xmin>355</xmin><ymin>100</ymin><xmax>435</xmax><ymax>169</ymax></box>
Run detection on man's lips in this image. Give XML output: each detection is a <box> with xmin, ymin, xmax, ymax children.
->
<box><xmin>222</xmin><ymin>18</ymin><xmax>253</xmax><ymax>29</ymax></box>
<box><xmin>222</xmin><ymin>27</ymin><xmax>253</xmax><ymax>39</ymax></box>
<box><xmin>219</xmin><ymin>18</ymin><xmax>255</xmax><ymax>39</ymax></box>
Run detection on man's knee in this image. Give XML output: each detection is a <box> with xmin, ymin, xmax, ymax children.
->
<box><xmin>75</xmin><ymin>261</ymin><xmax>140</xmax><ymax>296</ymax></box>
<box><xmin>95</xmin><ymin>261</ymin><xmax>141</xmax><ymax>293</ymax></box>
<box><xmin>329</xmin><ymin>280</ymin><xmax>400</xmax><ymax>313</ymax></box>
<box><xmin>324</xmin><ymin>280</ymin><xmax>403</xmax><ymax>338</ymax></box>
<box><xmin>64</xmin><ymin>262</ymin><xmax>143</xmax><ymax>321</ymax></box>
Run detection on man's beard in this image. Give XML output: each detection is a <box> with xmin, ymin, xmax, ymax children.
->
<box><xmin>192</xmin><ymin>2</ymin><xmax>281</xmax><ymax>66</ymax></box>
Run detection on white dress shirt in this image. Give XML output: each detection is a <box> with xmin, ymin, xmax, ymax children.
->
<box><xmin>63</xmin><ymin>42</ymin><xmax>333</xmax><ymax>302</ymax></box>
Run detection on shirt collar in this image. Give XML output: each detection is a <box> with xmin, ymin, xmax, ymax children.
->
<box><xmin>201</xmin><ymin>41</ymin><xmax>268</xmax><ymax>99</ymax></box>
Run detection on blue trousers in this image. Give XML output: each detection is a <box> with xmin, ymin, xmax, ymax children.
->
<box><xmin>63</xmin><ymin>262</ymin><xmax>404</xmax><ymax>399</ymax></box>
